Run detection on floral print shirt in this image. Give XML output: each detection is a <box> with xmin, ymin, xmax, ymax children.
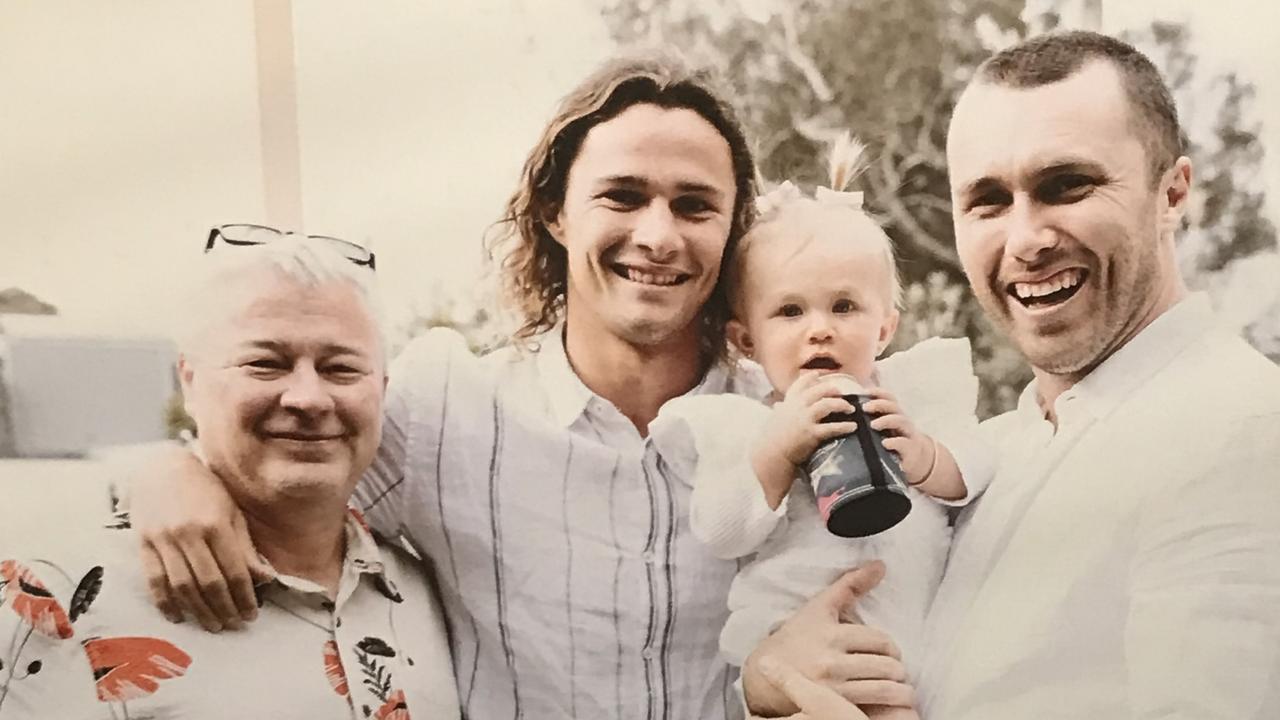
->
<box><xmin>0</xmin><ymin>507</ymin><xmax>458</xmax><ymax>720</ymax></box>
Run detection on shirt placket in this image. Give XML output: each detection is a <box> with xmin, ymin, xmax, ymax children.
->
<box><xmin>638</xmin><ymin>439</ymin><xmax>674</xmax><ymax>720</ymax></box>
<box><xmin>585</xmin><ymin>396</ymin><xmax>677</xmax><ymax>720</ymax></box>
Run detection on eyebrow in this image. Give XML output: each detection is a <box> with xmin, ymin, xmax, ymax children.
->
<box><xmin>957</xmin><ymin>158</ymin><xmax>1107</xmax><ymax>199</ymax></box>
<box><xmin>957</xmin><ymin>176</ymin><xmax>1005</xmax><ymax>200</ymax></box>
<box><xmin>595</xmin><ymin>174</ymin><xmax>728</xmax><ymax>199</ymax></box>
<box><xmin>240</xmin><ymin>340</ymin><xmax>371</xmax><ymax>358</ymax></box>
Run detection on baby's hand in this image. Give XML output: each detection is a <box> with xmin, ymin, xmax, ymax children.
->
<box><xmin>750</xmin><ymin>373</ymin><xmax>859</xmax><ymax>508</ymax></box>
<box><xmin>759</xmin><ymin>371</ymin><xmax>859</xmax><ymax>459</ymax></box>
<box><xmin>861</xmin><ymin>387</ymin><xmax>936</xmax><ymax>486</ymax></box>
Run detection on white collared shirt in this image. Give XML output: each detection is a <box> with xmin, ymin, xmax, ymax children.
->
<box><xmin>0</xmin><ymin>508</ymin><xmax>459</xmax><ymax>720</ymax></box>
<box><xmin>355</xmin><ymin>327</ymin><xmax>772</xmax><ymax>720</ymax></box>
<box><xmin>920</xmin><ymin>294</ymin><xmax>1280</xmax><ymax>719</ymax></box>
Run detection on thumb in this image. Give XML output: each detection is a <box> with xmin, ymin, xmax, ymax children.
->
<box><xmin>813</xmin><ymin>561</ymin><xmax>885</xmax><ymax>620</ymax></box>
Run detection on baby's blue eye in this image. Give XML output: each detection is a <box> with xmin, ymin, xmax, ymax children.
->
<box><xmin>779</xmin><ymin>304</ymin><xmax>803</xmax><ymax>318</ymax></box>
<box><xmin>832</xmin><ymin>299</ymin><xmax>855</xmax><ymax>313</ymax></box>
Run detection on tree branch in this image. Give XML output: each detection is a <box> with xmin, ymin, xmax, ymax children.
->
<box><xmin>775</xmin><ymin>6</ymin><xmax>834</xmax><ymax>102</ymax></box>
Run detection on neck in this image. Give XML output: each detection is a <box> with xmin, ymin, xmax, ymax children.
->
<box><xmin>1034</xmin><ymin>282</ymin><xmax>1188</xmax><ymax>426</ymax></box>
<box><xmin>562</xmin><ymin>309</ymin><xmax>707</xmax><ymax>436</ymax></box>
<box><xmin>242</xmin><ymin>498</ymin><xmax>348</xmax><ymax>598</ymax></box>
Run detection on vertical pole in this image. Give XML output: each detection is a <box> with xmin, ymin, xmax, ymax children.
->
<box><xmin>1082</xmin><ymin>0</ymin><xmax>1103</xmax><ymax>31</ymax></box>
<box><xmin>252</xmin><ymin>0</ymin><xmax>304</xmax><ymax>230</ymax></box>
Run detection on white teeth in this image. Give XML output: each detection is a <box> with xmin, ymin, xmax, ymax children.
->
<box><xmin>625</xmin><ymin>268</ymin><xmax>681</xmax><ymax>286</ymax></box>
<box><xmin>1012</xmin><ymin>269</ymin><xmax>1083</xmax><ymax>300</ymax></box>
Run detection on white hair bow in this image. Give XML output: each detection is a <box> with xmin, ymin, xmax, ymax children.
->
<box><xmin>754</xmin><ymin>180</ymin><xmax>803</xmax><ymax>215</ymax></box>
<box><xmin>754</xmin><ymin>181</ymin><xmax>865</xmax><ymax>215</ymax></box>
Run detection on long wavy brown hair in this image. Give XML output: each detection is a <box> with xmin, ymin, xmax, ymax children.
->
<box><xmin>485</xmin><ymin>53</ymin><xmax>757</xmax><ymax>361</ymax></box>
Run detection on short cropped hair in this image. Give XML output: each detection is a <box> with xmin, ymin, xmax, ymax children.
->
<box><xmin>975</xmin><ymin>30</ymin><xmax>1183</xmax><ymax>184</ymax></box>
<box><xmin>175</xmin><ymin>236</ymin><xmax>386</xmax><ymax>363</ymax></box>
<box><xmin>486</xmin><ymin>53</ymin><xmax>757</xmax><ymax>361</ymax></box>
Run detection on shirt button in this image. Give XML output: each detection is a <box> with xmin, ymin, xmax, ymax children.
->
<box><xmin>641</xmin><ymin>648</ymin><xmax>653</xmax><ymax>660</ymax></box>
<box><xmin>641</xmin><ymin>551</ymin><xmax>654</xmax><ymax>563</ymax></box>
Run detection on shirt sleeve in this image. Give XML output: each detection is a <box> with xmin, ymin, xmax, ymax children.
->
<box><xmin>650</xmin><ymin>394</ymin><xmax>787</xmax><ymax>559</ymax></box>
<box><xmin>1126</xmin><ymin>411</ymin><xmax>1280</xmax><ymax>719</ymax></box>
<box><xmin>876</xmin><ymin>336</ymin><xmax>995</xmax><ymax>507</ymax></box>
<box><xmin>354</xmin><ymin>328</ymin><xmax>471</xmax><ymax>541</ymax></box>
<box><xmin>0</xmin><ymin>543</ymin><xmax>127</xmax><ymax>715</ymax></box>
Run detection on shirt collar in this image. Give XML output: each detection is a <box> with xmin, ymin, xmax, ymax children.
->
<box><xmin>256</xmin><ymin>505</ymin><xmax>400</xmax><ymax>603</ymax></box>
<box><xmin>533</xmin><ymin>322</ymin><xmax>738</xmax><ymax>428</ymax></box>
<box><xmin>535</xmin><ymin>324</ymin><xmax>598</xmax><ymax>428</ymax></box>
<box><xmin>1018</xmin><ymin>292</ymin><xmax>1215</xmax><ymax>422</ymax></box>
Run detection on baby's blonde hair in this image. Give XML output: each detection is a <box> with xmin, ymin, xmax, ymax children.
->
<box><xmin>726</xmin><ymin>135</ymin><xmax>901</xmax><ymax>318</ymax></box>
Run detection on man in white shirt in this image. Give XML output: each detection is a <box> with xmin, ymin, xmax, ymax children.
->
<box><xmin>125</xmin><ymin>55</ymin><xmax>914</xmax><ymax>719</ymax></box>
<box><xmin>745</xmin><ymin>30</ymin><xmax>1280</xmax><ymax>720</ymax></box>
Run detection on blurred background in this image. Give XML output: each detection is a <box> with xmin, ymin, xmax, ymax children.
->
<box><xmin>2</xmin><ymin>0</ymin><xmax>1278</xmax><ymax>467</ymax></box>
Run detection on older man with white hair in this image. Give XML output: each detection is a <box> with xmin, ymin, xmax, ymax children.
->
<box><xmin>0</xmin><ymin>233</ymin><xmax>458</xmax><ymax>719</ymax></box>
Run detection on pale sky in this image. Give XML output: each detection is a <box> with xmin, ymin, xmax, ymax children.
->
<box><xmin>2</xmin><ymin>1</ymin><xmax>1277</xmax><ymax>339</ymax></box>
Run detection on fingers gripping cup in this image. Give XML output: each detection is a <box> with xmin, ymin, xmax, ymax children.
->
<box><xmin>806</xmin><ymin>374</ymin><xmax>911</xmax><ymax>538</ymax></box>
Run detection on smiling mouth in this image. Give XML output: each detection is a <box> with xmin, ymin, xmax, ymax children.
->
<box><xmin>801</xmin><ymin>356</ymin><xmax>842</xmax><ymax>371</ymax></box>
<box><xmin>1007</xmin><ymin>268</ymin><xmax>1087</xmax><ymax>309</ymax></box>
<box><xmin>611</xmin><ymin>263</ymin><xmax>690</xmax><ymax>287</ymax></box>
<box><xmin>265</xmin><ymin>432</ymin><xmax>342</xmax><ymax>442</ymax></box>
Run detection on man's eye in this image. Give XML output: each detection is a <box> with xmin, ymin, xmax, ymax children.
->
<box><xmin>601</xmin><ymin>189</ymin><xmax>645</xmax><ymax>209</ymax></box>
<box><xmin>1040</xmin><ymin>174</ymin><xmax>1096</xmax><ymax>204</ymax></box>
<box><xmin>245</xmin><ymin>359</ymin><xmax>286</xmax><ymax>372</ymax></box>
<box><xmin>968</xmin><ymin>189</ymin><xmax>1011</xmax><ymax>215</ymax></box>
<box><xmin>778</xmin><ymin>304</ymin><xmax>803</xmax><ymax>318</ymax></box>
<box><xmin>672</xmin><ymin>196</ymin><xmax>715</xmax><ymax>218</ymax></box>
<box><xmin>325</xmin><ymin>364</ymin><xmax>365</xmax><ymax>379</ymax></box>
<box><xmin>832</xmin><ymin>299</ymin><xmax>856</xmax><ymax>313</ymax></box>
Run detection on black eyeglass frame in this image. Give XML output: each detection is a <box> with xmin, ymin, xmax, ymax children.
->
<box><xmin>204</xmin><ymin>223</ymin><xmax>376</xmax><ymax>270</ymax></box>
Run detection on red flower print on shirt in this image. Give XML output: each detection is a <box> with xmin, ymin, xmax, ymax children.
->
<box><xmin>323</xmin><ymin>639</ymin><xmax>349</xmax><ymax>697</ymax></box>
<box><xmin>374</xmin><ymin>688</ymin><xmax>410</xmax><ymax>720</ymax></box>
<box><xmin>82</xmin><ymin>636</ymin><xmax>192</xmax><ymax>702</ymax></box>
<box><xmin>0</xmin><ymin>560</ymin><xmax>74</xmax><ymax>639</ymax></box>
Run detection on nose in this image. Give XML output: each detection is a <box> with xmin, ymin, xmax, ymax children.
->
<box><xmin>633</xmin><ymin>204</ymin><xmax>680</xmax><ymax>262</ymax></box>
<box><xmin>807</xmin><ymin>312</ymin><xmax>834</xmax><ymax>343</ymax></box>
<box><xmin>279</xmin><ymin>363</ymin><xmax>335</xmax><ymax>416</ymax></box>
<box><xmin>1005</xmin><ymin>197</ymin><xmax>1059</xmax><ymax>264</ymax></box>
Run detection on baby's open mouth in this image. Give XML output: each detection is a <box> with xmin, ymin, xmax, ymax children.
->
<box><xmin>802</xmin><ymin>356</ymin><xmax>842</xmax><ymax>371</ymax></box>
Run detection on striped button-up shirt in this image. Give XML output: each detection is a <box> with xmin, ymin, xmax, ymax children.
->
<box><xmin>354</xmin><ymin>327</ymin><xmax>771</xmax><ymax>720</ymax></box>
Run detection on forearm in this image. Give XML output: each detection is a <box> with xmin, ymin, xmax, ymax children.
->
<box><xmin>123</xmin><ymin>442</ymin><xmax>227</xmax><ymax>521</ymax></box>
<box><xmin>751</xmin><ymin>446</ymin><xmax>797</xmax><ymax>510</ymax></box>
<box><xmin>910</xmin><ymin>440</ymin><xmax>965</xmax><ymax>501</ymax></box>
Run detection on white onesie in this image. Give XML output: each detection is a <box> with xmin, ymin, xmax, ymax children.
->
<box><xmin>648</xmin><ymin>337</ymin><xmax>994</xmax><ymax>678</ymax></box>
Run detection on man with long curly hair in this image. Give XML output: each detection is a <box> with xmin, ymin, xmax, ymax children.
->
<box><xmin>122</xmin><ymin>55</ymin><xmax>913</xmax><ymax>719</ymax></box>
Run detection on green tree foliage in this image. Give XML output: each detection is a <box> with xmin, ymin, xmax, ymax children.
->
<box><xmin>392</xmin><ymin>284</ymin><xmax>510</xmax><ymax>359</ymax></box>
<box><xmin>601</xmin><ymin>0</ymin><xmax>1277</xmax><ymax>414</ymax></box>
<box><xmin>604</xmin><ymin>0</ymin><xmax>1032</xmax><ymax>415</ymax></box>
<box><xmin>1128</xmin><ymin>21</ymin><xmax>1277</xmax><ymax>277</ymax></box>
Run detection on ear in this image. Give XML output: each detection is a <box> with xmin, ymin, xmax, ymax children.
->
<box><xmin>544</xmin><ymin>207</ymin><xmax>567</xmax><ymax>247</ymax></box>
<box><xmin>1160</xmin><ymin>156</ymin><xmax>1193</xmax><ymax>237</ymax></box>
<box><xmin>876</xmin><ymin>309</ymin><xmax>900</xmax><ymax>356</ymax></box>
<box><xmin>726</xmin><ymin>318</ymin><xmax>754</xmax><ymax>359</ymax></box>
